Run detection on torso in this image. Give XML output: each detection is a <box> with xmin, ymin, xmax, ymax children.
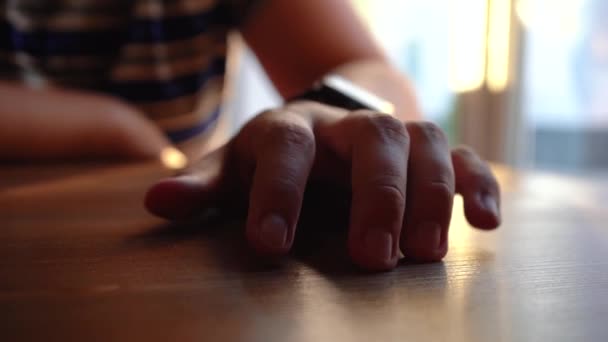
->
<box><xmin>0</xmin><ymin>0</ymin><xmax>255</xmax><ymax>142</ymax></box>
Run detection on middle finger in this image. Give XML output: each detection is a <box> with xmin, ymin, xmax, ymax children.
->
<box><xmin>330</xmin><ymin>111</ymin><xmax>410</xmax><ymax>270</ymax></box>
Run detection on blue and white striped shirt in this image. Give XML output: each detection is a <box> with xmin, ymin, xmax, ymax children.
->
<box><xmin>0</xmin><ymin>0</ymin><xmax>257</xmax><ymax>142</ymax></box>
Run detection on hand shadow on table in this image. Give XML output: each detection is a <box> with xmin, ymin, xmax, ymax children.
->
<box><xmin>127</xmin><ymin>182</ymin><xmax>449</xmax><ymax>284</ymax></box>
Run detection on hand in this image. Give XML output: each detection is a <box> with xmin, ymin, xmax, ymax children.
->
<box><xmin>0</xmin><ymin>82</ymin><xmax>169</xmax><ymax>160</ymax></box>
<box><xmin>145</xmin><ymin>101</ymin><xmax>501</xmax><ymax>271</ymax></box>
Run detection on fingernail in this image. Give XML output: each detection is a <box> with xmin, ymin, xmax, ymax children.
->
<box><xmin>259</xmin><ymin>214</ymin><xmax>288</xmax><ymax>249</ymax></box>
<box><xmin>412</xmin><ymin>223</ymin><xmax>442</xmax><ymax>251</ymax></box>
<box><xmin>364</xmin><ymin>230</ymin><xmax>393</xmax><ymax>263</ymax></box>
<box><xmin>481</xmin><ymin>194</ymin><xmax>500</xmax><ymax>219</ymax></box>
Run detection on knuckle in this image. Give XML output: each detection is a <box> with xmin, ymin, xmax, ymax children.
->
<box><xmin>368</xmin><ymin>177</ymin><xmax>407</xmax><ymax>208</ymax></box>
<box><xmin>369</xmin><ymin>183</ymin><xmax>406</xmax><ymax>221</ymax></box>
<box><xmin>240</xmin><ymin>109</ymin><xmax>278</xmax><ymax>135</ymax></box>
<box><xmin>451</xmin><ymin>145</ymin><xmax>499</xmax><ymax>193</ymax></box>
<box><xmin>407</xmin><ymin>121</ymin><xmax>447</xmax><ymax>143</ymax></box>
<box><xmin>267</xmin><ymin>176</ymin><xmax>304</xmax><ymax>200</ymax></box>
<box><xmin>428</xmin><ymin>181</ymin><xmax>455</xmax><ymax>203</ymax></box>
<box><xmin>409</xmin><ymin>181</ymin><xmax>454</xmax><ymax>219</ymax></box>
<box><xmin>453</xmin><ymin>145</ymin><xmax>478</xmax><ymax>161</ymax></box>
<box><xmin>256</xmin><ymin>108</ymin><xmax>283</xmax><ymax>121</ymax></box>
<box><xmin>258</xmin><ymin>118</ymin><xmax>315</xmax><ymax>152</ymax></box>
<box><xmin>355</xmin><ymin>112</ymin><xmax>409</xmax><ymax>144</ymax></box>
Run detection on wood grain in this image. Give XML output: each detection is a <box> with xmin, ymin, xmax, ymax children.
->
<box><xmin>1</xmin><ymin>162</ymin><xmax>607</xmax><ymax>342</ymax></box>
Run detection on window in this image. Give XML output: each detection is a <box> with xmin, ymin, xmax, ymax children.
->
<box><xmin>520</xmin><ymin>0</ymin><xmax>608</xmax><ymax>172</ymax></box>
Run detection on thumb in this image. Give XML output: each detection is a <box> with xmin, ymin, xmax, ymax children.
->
<box><xmin>145</xmin><ymin>147</ymin><xmax>227</xmax><ymax>220</ymax></box>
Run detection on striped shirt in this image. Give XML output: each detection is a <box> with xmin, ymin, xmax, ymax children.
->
<box><xmin>0</xmin><ymin>0</ymin><xmax>258</xmax><ymax>142</ymax></box>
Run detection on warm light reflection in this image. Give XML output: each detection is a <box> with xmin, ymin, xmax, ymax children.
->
<box><xmin>380</xmin><ymin>102</ymin><xmax>396</xmax><ymax>116</ymax></box>
<box><xmin>351</xmin><ymin>0</ymin><xmax>375</xmax><ymax>30</ymax></box>
<box><xmin>449</xmin><ymin>196</ymin><xmax>474</xmax><ymax>247</ymax></box>
<box><xmin>448</xmin><ymin>0</ymin><xmax>489</xmax><ymax>93</ymax></box>
<box><xmin>160</xmin><ymin>146</ymin><xmax>188</xmax><ymax>170</ymax></box>
<box><xmin>487</xmin><ymin>0</ymin><xmax>512</xmax><ymax>92</ymax></box>
<box><xmin>354</xmin><ymin>0</ymin><xmax>517</xmax><ymax>93</ymax></box>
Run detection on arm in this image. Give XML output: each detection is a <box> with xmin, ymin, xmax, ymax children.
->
<box><xmin>0</xmin><ymin>82</ymin><xmax>169</xmax><ymax>160</ymax></box>
<box><xmin>240</xmin><ymin>0</ymin><xmax>420</xmax><ymax>120</ymax></box>
<box><xmin>145</xmin><ymin>0</ymin><xmax>501</xmax><ymax>271</ymax></box>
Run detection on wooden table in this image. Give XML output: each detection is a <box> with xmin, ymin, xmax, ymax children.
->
<box><xmin>1</xmin><ymin>161</ymin><xmax>607</xmax><ymax>342</ymax></box>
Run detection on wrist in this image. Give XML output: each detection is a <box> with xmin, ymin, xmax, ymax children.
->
<box><xmin>289</xmin><ymin>74</ymin><xmax>395</xmax><ymax>115</ymax></box>
<box><xmin>328</xmin><ymin>59</ymin><xmax>423</xmax><ymax>121</ymax></box>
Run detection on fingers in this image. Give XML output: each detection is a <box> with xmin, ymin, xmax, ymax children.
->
<box><xmin>239</xmin><ymin>111</ymin><xmax>316</xmax><ymax>255</ymax></box>
<box><xmin>147</xmin><ymin>104</ymin><xmax>319</xmax><ymax>257</ymax></box>
<box><xmin>321</xmin><ymin>112</ymin><xmax>409</xmax><ymax>270</ymax></box>
<box><xmin>452</xmin><ymin>146</ymin><xmax>501</xmax><ymax>229</ymax></box>
<box><xmin>146</xmin><ymin>99</ymin><xmax>500</xmax><ymax>272</ymax></box>
<box><xmin>145</xmin><ymin>148</ymin><xmax>227</xmax><ymax>219</ymax></box>
<box><xmin>401</xmin><ymin>122</ymin><xmax>455</xmax><ymax>262</ymax></box>
<box><xmin>103</xmin><ymin>105</ymin><xmax>172</xmax><ymax>159</ymax></box>
<box><xmin>0</xmin><ymin>83</ymin><xmax>170</xmax><ymax>160</ymax></box>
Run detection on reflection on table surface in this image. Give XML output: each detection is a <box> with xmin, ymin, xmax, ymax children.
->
<box><xmin>0</xmin><ymin>163</ymin><xmax>607</xmax><ymax>342</ymax></box>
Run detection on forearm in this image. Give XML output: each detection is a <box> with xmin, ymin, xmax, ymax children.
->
<box><xmin>241</xmin><ymin>0</ymin><xmax>422</xmax><ymax>121</ymax></box>
<box><xmin>0</xmin><ymin>82</ymin><xmax>168</xmax><ymax>160</ymax></box>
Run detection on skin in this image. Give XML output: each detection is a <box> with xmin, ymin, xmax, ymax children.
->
<box><xmin>146</xmin><ymin>101</ymin><xmax>501</xmax><ymax>271</ymax></box>
<box><xmin>239</xmin><ymin>0</ymin><xmax>420</xmax><ymax>120</ymax></box>
<box><xmin>0</xmin><ymin>0</ymin><xmax>501</xmax><ymax>270</ymax></box>
<box><xmin>0</xmin><ymin>82</ymin><xmax>169</xmax><ymax>160</ymax></box>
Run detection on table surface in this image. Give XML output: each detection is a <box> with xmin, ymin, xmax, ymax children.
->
<box><xmin>1</xmin><ymin>161</ymin><xmax>607</xmax><ymax>342</ymax></box>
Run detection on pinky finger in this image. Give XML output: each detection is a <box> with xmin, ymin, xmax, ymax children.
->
<box><xmin>451</xmin><ymin>146</ymin><xmax>501</xmax><ymax>230</ymax></box>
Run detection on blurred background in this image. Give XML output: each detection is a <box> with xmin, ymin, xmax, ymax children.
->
<box><xmin>225</xmin><ymin>0</ymin><xmax>607</xmax><ymax>175</ymax></box>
